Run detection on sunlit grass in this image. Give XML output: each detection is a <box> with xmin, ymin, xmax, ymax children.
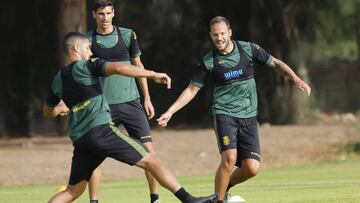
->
<box><xmin>1</xmin><ymin>159</ymin><xmax>359</xmax><ymax>203</ymax></box>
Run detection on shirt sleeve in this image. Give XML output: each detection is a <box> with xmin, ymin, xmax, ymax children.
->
<box><xmin>129</xmin><ymin>31</ymin><xmax>141</xmax><ymax>58</ymax></box>
<box><xmin>190</xmin><ymin>62</ymin><xmax>209</xmax><ymax>88</ymax></box>
<box><xmin>45</xmin><ymin>88</ymin><xmax>60</xmax><ymax>107</ymax></box>
<box><xmin>45</xmin><ymin>72</ymin><xmax>62</xmax><ymax>107</ymax></box>
<box><xmin>87</xmin><ymin>58</ymin><xmax>108</xmax><ymax>77</ymax></box>
<box><xmin>250</xmin><ymin>43</ymin><xmax>273</xmax><ymax>65</ymax></box>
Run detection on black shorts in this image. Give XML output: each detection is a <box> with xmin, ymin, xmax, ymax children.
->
<box><xmin>110</xmin><ymin>99</ymin><xmax>152</xmax><ymax>143</ymax></box>
<box><xmin>68</xmin><ymin>123</ymin><xmax>148</xmax><ymax>185</ymax></box>
<box><xmin>214</xmin><ymin>114</ymin><xmax>260</xmax><ymax>166</ymax></box>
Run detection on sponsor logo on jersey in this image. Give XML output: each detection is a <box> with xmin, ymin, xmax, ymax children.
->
<box><xmin>72</xmin><ymin>100</ymin><xmax>91</xmax><ymax>112</ymax></box>
<box><xmin>224</xmin><ymin>69</ymin><xmax>243</xmax><ymax>80</ymax></box>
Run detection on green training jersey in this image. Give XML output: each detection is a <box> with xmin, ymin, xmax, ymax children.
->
<box><xmin>191</xmin><ymin>40</ymin><xmax>273</xmax><ymax>118</ymax></box>
<box><xmin>87</xmin><ymin>26</ymin><xmax>141</xmax><ymax>104</ymax></box>
<box><xmin>45</xmin><ymin>59</ymin><xmax>112</xmax><ymax>141</ymax></box>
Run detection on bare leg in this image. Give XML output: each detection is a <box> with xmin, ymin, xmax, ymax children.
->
<box><xmin>229</xmin><ymin>159</ymin><xmax>260</xmax><ymax>185</ymax></box>
<box><xmin>214</xmin><ymin>149</ymin><xmax>237</xmax><ymax>201</ymax></box>
<box><xmin>143</xmin><ymin>142</ymin><xmax>158</xmax><ymax>195</ymax></box>
<box><xmin>48</xmin><ymin>180</ymin><xmax>87</xmax><ymax>203</ymax></box>
<box><xmin>136</xmin><ymin>153</ymin><xmax>181</xmax><ymax>193</ymax></box>
<box><xmin>88</xmin><ymin>167</ymin><xmax>101</xmax><ymax>201</ymax></box>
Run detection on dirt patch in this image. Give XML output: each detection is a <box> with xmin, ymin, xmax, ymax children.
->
<box><xmin>0</xmin><ymin>124</ymin><xmax>358</xmax><ymax>186</ymax></box>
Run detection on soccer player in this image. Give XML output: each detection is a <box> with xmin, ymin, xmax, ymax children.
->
<box><xmin>86</xmin><ymin>1</ymin><xmax>160</xmax><ymax>202</ymax></box>
<box><xmin>157</xmin><ymin>16</ymin><xmax>311</xmax><ymax>203</ymax></box>
<box><xmin>44</xmin><ymin>31</ymin><xmax>216</xmax><ymax>203</ymax></box>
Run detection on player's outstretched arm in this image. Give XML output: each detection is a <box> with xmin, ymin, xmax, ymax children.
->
<box><xmin>157</xmin><ymin>84</ymin><xmax>200</xmax><ymax>127</ymax></box>
<box><xmin>105</xmin><ymin>62</ymin><xmax>171</xmax><ymax>89</ymax></box>
<box><xmin>269</xmin><ymin>57</ymin><xmax>311</xmax><ymax>96</ymax></box>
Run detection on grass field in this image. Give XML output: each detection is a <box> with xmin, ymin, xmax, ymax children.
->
<box><xmin>1</xmin><ymin>159</ymin><xmax>359</xmax><ymax>203</ymax></box>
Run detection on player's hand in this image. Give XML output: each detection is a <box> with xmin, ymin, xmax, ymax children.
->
<box><xmin>59</xmin><ymin>110</ymin><xmax>70</xmax><ymax>116</ymax></box>
<box><xmin>156</xmin><ymin>111</ymin><xmax>173</xmax><ymax>127</ymax></box>
<box><xmin>57</xmin><ymin>100</ymin><xmax>70</xmax><ymax>116</ymax></box>
<box><xmin>294</xmin><ymin>78</ymin><xmax>311</xmax><ymax>96</ymax></box>
<box><xmin>151</xmin><ymin>73</ymin><xmax>171</xmax><ymax>89</ymax></box>
<box><xmin>144</xmin><ymin>98</ymin><xmax>155</xmax><ymax>119</ymax></box>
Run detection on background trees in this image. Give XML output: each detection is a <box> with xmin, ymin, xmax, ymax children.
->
<box><xmin>0</xmin><ymin>0</ymin><xmax>358</xmax><ymax>136</ymax></box>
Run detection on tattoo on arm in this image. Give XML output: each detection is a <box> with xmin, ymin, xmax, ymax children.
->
<box><xmin>271</xmin><ymin>59</ymin><xmax>296</xmax><ymax>81</ymax></box>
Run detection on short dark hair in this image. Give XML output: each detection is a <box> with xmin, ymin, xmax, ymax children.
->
<box><xmin>63</xmin><ymin>32</ymin><xmax>88</xmax><ymax>55</ymax></box>
<box><xmin>209</xmin><ymin>16</ymin><xmax>231</xmax><ymax>30</ymax></box>
<box><xmin>92</xmin><ymin>0</ymin><xmax>114</xmax><ymax>12</ymax></box>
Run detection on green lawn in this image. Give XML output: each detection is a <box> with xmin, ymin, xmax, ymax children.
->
<box><xmin>1</xmin><ymin>159</ymin><xmax>359</xmax><ymax>203</ymax></box>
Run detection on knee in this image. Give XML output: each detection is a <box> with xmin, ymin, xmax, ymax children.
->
<box><xmin>244</xmin><ymin>161</ymin><xmax>260</xmax><ymax>177</ymax></box>
<box><xmin>247</xmin><ymin>166</ymin><xmax>259</xmax><ymax>177</ymax></box>
<box><xmin>221</xmin><ymin>151</ymin><xmax>237</xmax><ymax>171</ymax></box>
<box><xmin>67</xmin><ymin>184</ymin><xmax>86</xmax><ymax>199</ymax></box>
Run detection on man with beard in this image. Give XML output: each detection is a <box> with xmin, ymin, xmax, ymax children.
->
<box><xmin>157</xmin><ymin>16</ymin><xmax>311</xmax><ymax>203</ymax></box>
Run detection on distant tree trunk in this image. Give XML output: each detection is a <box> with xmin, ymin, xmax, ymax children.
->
<box><xmin>58</xmin><ymin>0</ymin><xmax>87</xmax><ymax>63</ymax></box>
<box><xmin>249</xmin><ymin>0</ymin><xmax>307</xmax><ymax>124</ymax></box>
<box><xmin>356</xmin><ymin>0</ymin><xmax>360</xmax><ymax>61</ymax></box>
<box><xmin>2</xmin><ymin>2</ymin><xmax>32</xmax><ymax>136</ymax></box>
<box><xmin>56</xmin><ymin>0</ymin><xmax>87</xmax><ymax>136</ymax></box>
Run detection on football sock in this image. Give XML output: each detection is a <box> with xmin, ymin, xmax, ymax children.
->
<box><xmin>175</xmin><ymin>187</ymin><xmax>194</xmax><ymax>202</ymax></box>
<box><xmin>150</xmin><ymin>193</ymin><xmax>159</xmax><ymax>203</ymax></box>
<box><xmin>217</xmin><ymin>201</ymin><xmax>224</xmax><ymax>203</ymax></box>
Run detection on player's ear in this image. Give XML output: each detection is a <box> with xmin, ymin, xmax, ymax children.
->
<box><xmin>72</xmin><ymin>44</ymin><xmax>80</xmax><ymax>54</ymax></box>
<box><xmin>229</xmin><ymin>29</ymin><xmax>232</xmax><ymax>37</ymax></box>
<box><xmin>92</xmin><ymin>11</ymin><xmax>96</xmax><ymax>19</ymax></box>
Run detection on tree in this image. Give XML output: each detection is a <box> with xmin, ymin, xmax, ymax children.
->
<box><xmin>0</xmin><ymin>1</ymin><xmax>59</xmax><ymax>136</ymax></box>
<box><xmin>55</xmin><ymin>0</ymin><xmax>87</xmax><ymax>136</ymax></box>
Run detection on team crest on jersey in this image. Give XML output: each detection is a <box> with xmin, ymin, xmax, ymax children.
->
<box><xmin>223</xmin><ymin>136</ymin><xmax>230</xmax><ymax>146</ymax></box>
<box><xmin>252</xmin><ymin>43</ymin><xmax>260</xmax><ymax>49</ymax></box>
<box><xmin>90</xmin><ymin>57</ymin><xmax>99</xmax><ymax>62</ymax></box>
